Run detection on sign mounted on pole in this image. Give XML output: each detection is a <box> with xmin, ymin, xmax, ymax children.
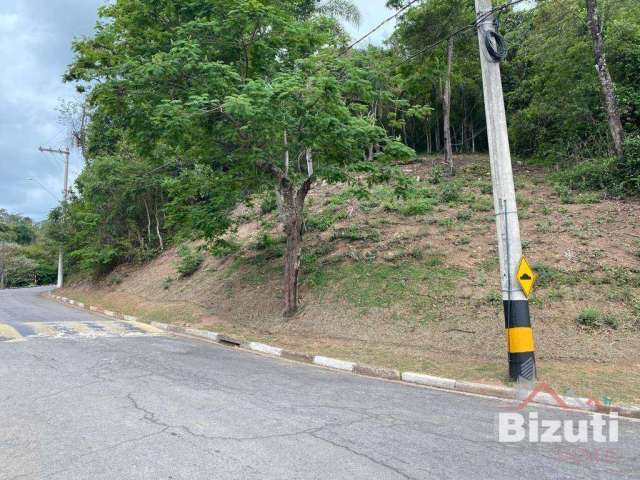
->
<box><xmin>516</xmin><ymin>257</ymin><xmax>537</xmax><ymax>298</ymax></box>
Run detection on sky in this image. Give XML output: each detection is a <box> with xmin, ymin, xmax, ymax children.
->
<box><xmin>0</xmin><ymin>0</ymin><xmax>394</xmax><ymax>221</ymax></box>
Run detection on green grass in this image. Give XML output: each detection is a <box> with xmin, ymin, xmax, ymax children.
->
<box><xmin>577</xmin><ymin>308</ymin><xmax>619</xmax><ymax>330</ymax></box>
<box><xmin>331</xmin><ymin>225</ymin><xmax>380</xmax><ymax>242</ymax></box>
<box><xmin>533</xmin><ymin>262</ymin><xmax>579</xmax><ymax>288</ymax></box>
<box><xmin>318</xmin><ymin>260</ymin><xmax>464</xmax><ymax>318</ymax></box>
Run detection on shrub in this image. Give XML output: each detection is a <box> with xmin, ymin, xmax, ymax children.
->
<box><xmin>162</xmin><ymin>276</ymin><xmax>174</xmax><ymax>290</ymax></box>
<box><xmin>619</xmin><ymin>135</ymin><xmax>640</xmax><ymax>192</ymax></box>
<box><xmin>471</xmin><ymin>197</ymin><xmax>493</xmax><ymax>212</ymax></box>
<box><xmin>399</xmin><ymin>198</ymin><xmax>434</xmax><ymax>216</ymax></box>
<box><xmin>554</xmin><ymin>184</ymin><xmax>574</xmax><ymax>204</ymax></box>
<box><xmin>577</xmin><ymin>308</ymin><xmax>619</xmax><ymax>330</ymax></box>
<box><xmin>485</xmin><ymin>290</ymin><xmax>502</xmax><ymax>306</ymax></box>
<box><xmin>456</xmin><ymin>210</ymin><xmax>473</xmax><ymax>222</ymax></box>
<box><xmin>331</xmin><ymin>225</ymin><xmax>380</xmax><ymax>242</ymax></box>
<box><xmin>252</xmin><ymin>233</ymin><xmax>285</xmax><ymax>259</ymax></box>
<box><xmin>176</xmin><ymin>244</ymin><xmax>204</xmax><ymax>277</ymax></box>
<box><xmin>554</xmin><ymin>136</ymin><xmax>640</xmax><ymax>196</ymax></box>
<box><xmin>430</xmin><ymin>165</ymin><xmax>445</xmax><ymax>185</ymax></box>
<box><xmin>438</xmin><ymin>182</ymin><xmax>462</xmax><ymax>203</ymax></box>
<box><xmin>306</xmin><ymin>211</ymin><xmax>337</xmax><ymax>231</ymax></box>
<box><xmin>260</xmin><ymin>191</ymin><xmax>278</xmax><ymax>215</ymax></box>
<box><xmin>210</xmin><ymin>238</ymin><xmax>241</xmax><ymax>257</ymax></box>
<box><xmin>478</xmin><ymin>181</ymin><xmax>493</xmax><ymax>195</ymax></box>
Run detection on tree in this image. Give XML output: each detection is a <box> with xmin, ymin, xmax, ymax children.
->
<box><xmin>585</xmin><ymin>0</ymin><xmax>625</xmax><ymax>157</ymax></box>
<box><xmin>390</xmin><ymin>0</ymin><xmax>473</xmax><ymax>173</ymax></box>
<box><xmin>222</xmin><ymin>60</ymin><xmax>413</xmax><ymax>315</ymax></box>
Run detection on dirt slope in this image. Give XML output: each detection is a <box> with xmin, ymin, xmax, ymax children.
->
<box><xmin>61</xmin><ymin>155</ymin><xmax>640</xmax><ymax>403</ymax></box>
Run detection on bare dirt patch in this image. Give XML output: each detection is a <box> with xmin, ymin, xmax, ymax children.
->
<box><xmin>60</xmin><ymin>155</ymin><xmax>640</xmax><ymax>403</ymax></box>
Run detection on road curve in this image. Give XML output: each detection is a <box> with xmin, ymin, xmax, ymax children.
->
<box><xmin>0</xmin><ymin>287</ymin><xmax>638</xmax><ymax>480</ymax></box>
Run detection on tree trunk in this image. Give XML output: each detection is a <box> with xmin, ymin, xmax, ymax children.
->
<box><xmin>443</xmin><ymin>37</ymin><xmax>454</xmax><ymax>174</ymax></box>
<box><xmin>154</xmin><ymin>200</ymin><xmax>164</xmax><ymax>251</ymax></box>
<box><xmin>471</xmin><ymin>122</ymin><xmax>476</xmax><ymax>153</ymax></box>
<box><xmin>281</xmin><ymin>177</ymin><xmax>313</xmax><ymax>317</ymax></box>
<box><xmin>284</xmin><ymin>130</ymin><xmax>290</xmax><ymax>175</ymax></box>
<box><xmin>586</xmin><ymin>0</ymin><xmax>624</xmax><ymax>157</ymax></box>
<box><xmin>143</xmin><ymin>198</ymin><xmax>152</xmax><ymax>247</ymax></box>
<box><xmin>305</xmin><ymin>148</ymin><xmax>314</xmax><ymax>177</ymax></box>
<box><xmin>368</xmin><ymin>144</ymin><xmax>374</xmax><ymax>161</ymax></box>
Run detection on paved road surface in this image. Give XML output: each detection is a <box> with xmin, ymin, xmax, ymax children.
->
<box><xmin>1</xmin><ymin>287</ymin><xmax>638</xmax><ymax>479</ymax></box>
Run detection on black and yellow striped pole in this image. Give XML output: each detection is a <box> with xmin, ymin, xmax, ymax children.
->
<box><xmin>475</xmin><ymin>0</ymin><xmax>536</xmax><ymax>381</ymax></box>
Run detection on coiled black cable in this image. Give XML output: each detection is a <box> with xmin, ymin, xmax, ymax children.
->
<box><xmin>484</xmin><ymin>29</ymin><xmax>508</xmax><ymax>62</ymax></box>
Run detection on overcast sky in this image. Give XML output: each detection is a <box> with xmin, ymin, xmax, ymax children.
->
<box><xmin>0</xmin><ymin>0</ymin><xmax>394</xmax><ymax>220</ymax></box>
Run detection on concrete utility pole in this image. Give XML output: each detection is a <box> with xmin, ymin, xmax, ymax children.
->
<box><xmin>39</xmin><ymin>146</ymin><xmax>70</xmax><ymax>289</ymax></box>
<box><xmin>474</xmin><ymin>0</ymin><xmax>536</xmax><ymax>382</ymax></box>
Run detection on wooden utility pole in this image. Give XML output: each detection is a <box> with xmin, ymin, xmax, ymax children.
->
<box><xmin>475</xmin><ymin>0</ymin><xmax>536</xmax><ymax>382</ymax></box>
<box><xmin>585</xmin><ymin>0</ymin><xmax>624</xmax><ymax>157</ymax></box>
<box><xmin>39</xmin><ymin>146</ymin><xmax>70</xmax><ymax>289</ymax></box>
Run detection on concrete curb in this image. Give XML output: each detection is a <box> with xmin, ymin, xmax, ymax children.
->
<box><xmin>46</xmin><ymin>292</ymin><xmax>640</xmax><ymax>420</ymax></box>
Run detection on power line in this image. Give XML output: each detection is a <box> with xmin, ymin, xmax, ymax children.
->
<box><xmin>26</xmin><ymin>178</ymin><xmax>60</xmax><ymax>202</ymax></box>
<box><xmin>396</xmin><ymin>0</ymin><xmax>531</xmax><ymax>68</ymax></box>
<box><xmin>342</xmin><ymin>0</ymin><xmax>424</xmax><ymax>54</ymax></box>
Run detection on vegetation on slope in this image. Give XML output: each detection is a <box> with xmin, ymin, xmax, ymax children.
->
<box><xmin>0</xmin><ymin>210</ymin><xmax>57</xmax><ymax>288</ymax></box>
<box><xmin>61</xmin><ymin>156</ymin><xmax>640</xmax><ymax>402</ymax></box>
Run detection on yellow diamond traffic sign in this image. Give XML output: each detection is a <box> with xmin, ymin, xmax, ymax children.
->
<box><xmin>517</xmin><ymin>257</ymin><xmax>537</xmax><ymax>298</ymax></box>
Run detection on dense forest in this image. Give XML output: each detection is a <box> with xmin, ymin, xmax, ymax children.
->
<box><xmin>41</xmin><ymin>0</ymin><xmax>639</xmax><ymax>313</ymax></box>
<box><xmin>0</xmin><ymin>210</ymin><xmax>57</xmax><ymax>288</ymax></box>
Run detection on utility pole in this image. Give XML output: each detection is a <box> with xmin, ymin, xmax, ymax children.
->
<box><xmin>474</xmin><ymin>0</ymin><xmax>536</xmax><ymax>382</ymax></box>
<box><xmin>39</xmin><ymin>146</ymin><xmax>70</xmax><ymax>289</ymax></box>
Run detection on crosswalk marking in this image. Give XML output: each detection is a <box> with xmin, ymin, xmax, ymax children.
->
<box><xmin>0</xmin><ymin>324</ymin><xmax>23</xmax><ymax>342</ymax></box>
<box><xmin>0</xmin><ymin>320</ymin><xmax>165</xmax><ymax>343</ymax></box>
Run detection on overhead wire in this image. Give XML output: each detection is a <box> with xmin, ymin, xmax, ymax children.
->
<box><xmin>342</xmin><ymin>0</ymin><xmax>424</xmax><ymax>54</ymax></box>
<box><xmin>396</xmin><ymin>0</ymin><xmax>531</xmax><ymax>69</ymax></box>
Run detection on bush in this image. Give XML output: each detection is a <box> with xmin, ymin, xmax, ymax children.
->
<box><xmin>438</xmin><ymin>182</ymin><xmax>462</xmax><ymax>203</ymax></box>
<box><xmin>251</xmin><ymin>232</ymin><xmax>284</xmax><ymax>259</ymax></box>
<box><xmin>306</xmin><ymin>211</ymin><xmax>338</xmax><ymax>231</ymax></box>
<box><xmin>577</xmin><ymin>308</ymin><xmax>619</xmax><ymax>330</ymax></box>
<box><xmin>210</xmin><ymin>238</ymin><xmax>241</xmax><ymax>257</ymax></box>
<box><xmin>259</xmin><ymin>191</ymin><xmax>278</xmax><ymax>215</ymax></box>
<box><xmin>430</xmin><ymin>165</ymin><xmax>444</xmax><ymax>185</ymax></box>
<box><xmin>398</xmin><ymin>198</ymin><xmax>434</xmax><ymax>216</ymax></box>
<box><xmin>554</xmin><ymin>135</ymin><xmax>640</xmax><ymax>196</ymax></box>
<box><xmin>331</xmin><ymin>225</ymin><xmax>380</xmax><ymax>242</ymax></box>
<box><xmin>176</xmin><ymin>244</ymin><xmax>204</xmax><ymax>277</ymax></box>
<box><xmin>619</xmin><ymin>135</ymin><xmax>640</xmax><ymax>192</ymax></box>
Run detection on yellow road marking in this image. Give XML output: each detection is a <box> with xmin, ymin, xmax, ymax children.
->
<box><xmin>63</xmin><ymin>322</ymin><xmax>93</xmax><ymax>335</ymax></box>
<box><xmin>30</xmin><ymin>323</ymin><xmax>62</xmax><ymax>337</ymax></box>
<box><xmin>0</xmin><ymin>324</ymin><xmax>23</xmax><ymax>342</ymax></box>
<box><xmin>127</xmin><ymin>321</ymin><xmax>163</xmax><ymax>334</ymax></box>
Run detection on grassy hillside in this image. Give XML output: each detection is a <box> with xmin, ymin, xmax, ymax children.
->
<box><xmin>60</xmin><ymin>155</ymin><xmax>640</xmax><ymax>403</ymax></box>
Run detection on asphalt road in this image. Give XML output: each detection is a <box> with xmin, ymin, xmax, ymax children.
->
<box><xmin>1</xmin><ymin>287</ymin><xmax>638</xmax><ymax>480</ymax></box>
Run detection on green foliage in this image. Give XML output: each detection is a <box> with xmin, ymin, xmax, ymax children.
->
<box><xmin>430</xmin><ymin>165</ymin><xmax>445</xmax><ymax>185</ymax></box>
<box><xmin>252</xmin><ymin>233</ymin><xmax>285</xmax><ymax>260</ymax></box>
<box><xmin>306</xmin><ymin>210</ymin><xmax>341</xmax><ymax>232</ymax></box>
<box><xmin>533</xmin><ymin>262</ymin><xmax>579</xmax><ymax>288</ymax></box>
<box><xmin>259</xmin><ymin>191</ymin><xmax>278</xmax><ymax>215</ymax></box>
<box><xmin>0</xmin><ymin>210</ymin><xmax>57</xmax><ymax>288</ymax></box>
<box><xmin>210</xmin><ymin>238</ymin><xmax>241</xmax><ymax>258</ymax></box>
<box><xmin>555</xmin><ymin>135</ymin><xmax>640</xmax><ymax>196</ymax></box>
<box><xmin>176</xmin><ymin>245</ymin><xmax>204</xmax><ymax>278</ymax></box>
<box><xmin>577</xmin><ymin>308</ymin><xmax>620</xmax><ymax>330</ymax></box>
<box><xmin>331</xmin><ymin>225</ymin><xmax>380</xmax><ymax>242</ymax></box>
<box><xmin>438</xmin><ymin>182</ymin><xmax>462</xmax><ymax>203</ymax></box>
<box><xmin>162</xmin><ymin>277</ymin><xmax>174</xmax><ymax>290</ymax></box>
